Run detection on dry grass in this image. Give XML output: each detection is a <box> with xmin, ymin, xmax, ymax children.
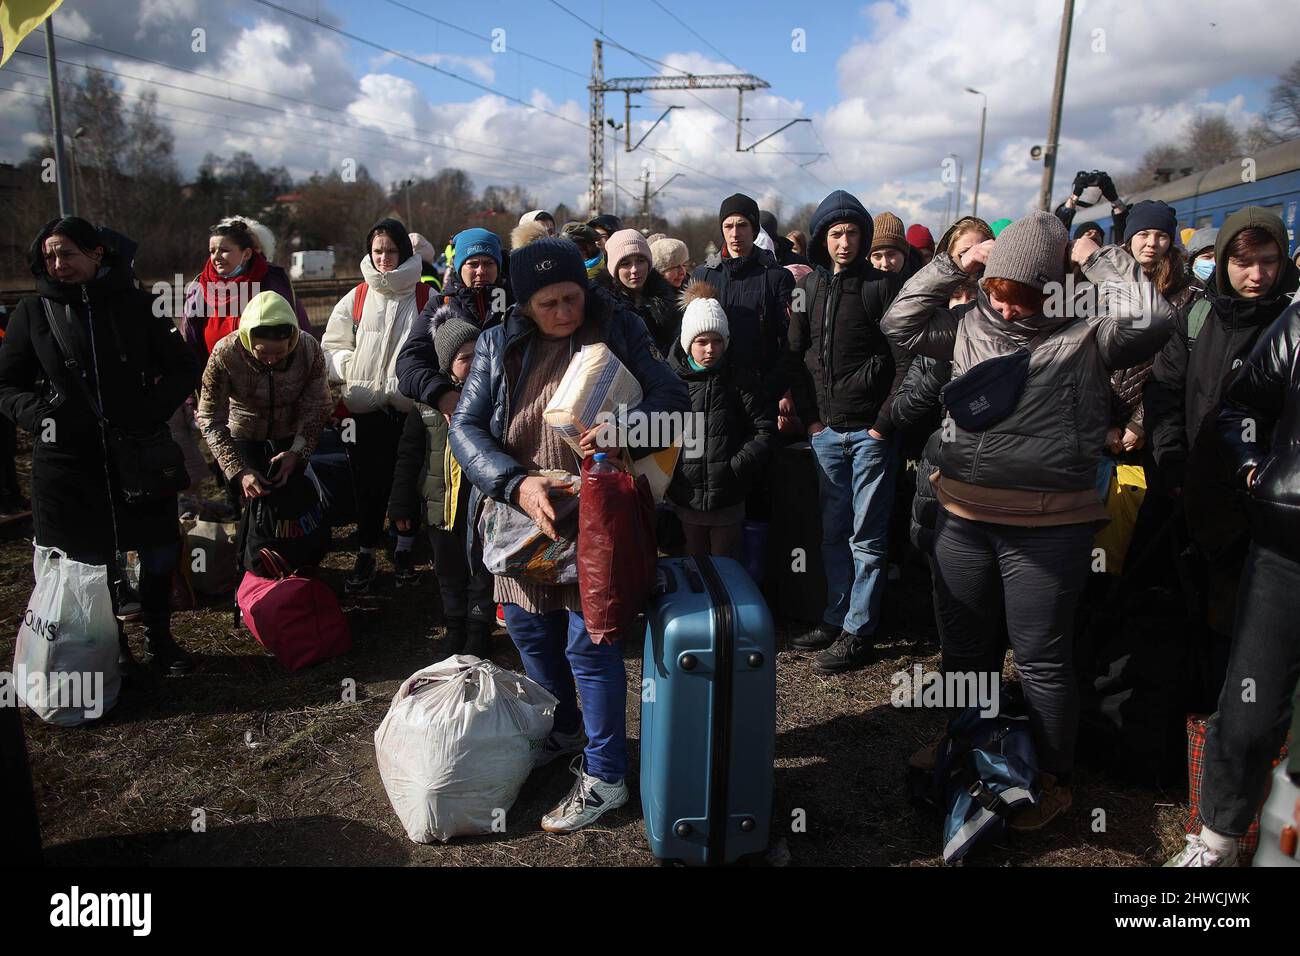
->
<box><xmin>0</xmin><ymin>448</ymin><xmax>1191</xmax><ymax>867</ymax></box>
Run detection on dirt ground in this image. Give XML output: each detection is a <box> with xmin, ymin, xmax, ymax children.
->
<box><xmin>1</xmin><ymin>455</ymin><xmax>1192</xmax><ymax>868</ymax></box>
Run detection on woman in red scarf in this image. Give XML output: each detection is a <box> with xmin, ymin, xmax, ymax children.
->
<box><xmin>183</xmin><ymin>219</ymin><xmax>311</xmax><ymax>361</ymax></box>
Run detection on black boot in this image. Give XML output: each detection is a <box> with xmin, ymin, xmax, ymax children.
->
<box><xmin>464</xmin><ymin>618</ymin><xmax>493</xmax><ymax>661</ymax></box>
<box><xmin>143</xmin><ymin>621</ymin><xmax>195</xmax><ymax>676</ymax></box>
<box><xmin>812</xmin><ymin>629</ymin><xmax>876</xmax><ymax>674</ymax></box>
<box><xmin>140</xmin><ymin>569</ymin><xmax>193</xmax><ymax>676</ymax></box>
<box><xmin>442</xmin><ymin>618</ymin><xmax>468</xmax><ymax>656</ymax></box>
<box><xmin>790</xmin><ymin>620</ymin><xmax>839</xmax><ymax>651</ymax></box>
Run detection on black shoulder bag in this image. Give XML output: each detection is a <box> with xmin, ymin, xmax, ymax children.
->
<box><xmin>42</xmin><ymin>298</ymin><xmax>188</xmax><ymax>505</ymax></box>
<box><xmin>940</xmin><ymin>330</ymin><xmax>1051</xmax><ymax>432</ymax></box>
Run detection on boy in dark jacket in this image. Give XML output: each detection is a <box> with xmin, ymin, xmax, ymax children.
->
<box><xmin>668</xmin><ymin>283</ymin><xmax>774</xmax><ymax>558</ymax></box>
<box><xmin>389</xmin><ymin>316</ymin><xmax>494</xmax><ymax>659</ymax></box>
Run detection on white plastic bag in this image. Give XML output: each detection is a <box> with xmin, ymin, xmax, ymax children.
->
<box><xmin>375</xmin><ymin>656</ymin><xmax>558</xmax><ymax>843</ymax></box>
<box><xmin>12</xmin><ymin>547</ymin><xmax>121</xmax><ymax>726</ymax></box>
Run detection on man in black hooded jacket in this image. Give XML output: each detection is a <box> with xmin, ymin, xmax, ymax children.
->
<box><xmin>785</xmin><ymin>189</ymin><xmax>907</xmax><ymax>672</ymax></box>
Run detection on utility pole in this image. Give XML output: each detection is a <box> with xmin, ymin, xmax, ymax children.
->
<box><xmin>1038</xmin><ymin>0</ymin><xmax>1075</xmax><ymax>211</ymax></box>
<box><xmin>965</xmin><ymin>88</ymin><xmax>987</xmax><ymax>219</ymax></box>
<box><xmin>588</xmin><ymin>52</ymin><xmax>768</xmax><ymax>217</ymax></box>
<box><xmin>588</xmin><ymin>39</ymin><xmax>605</xmax><ymax>218</ymax></box>
<box><xmin>44</xmin><ymin>19</ymin><xmax>72</xmax><ymax>217</ymax></box>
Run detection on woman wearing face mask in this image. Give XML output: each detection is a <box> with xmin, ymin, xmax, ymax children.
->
<box><xmin>1186</xmin><ymin>227</ymin><xmax>1220</xmax><ymax>291</ymax></box>
<box><xmin>196</xmin><ymin>291</ymin><xmax>333</xmax><ymax>570</ymax></box>
<box><xmin>0</xmin><ymin>217</ymin><xmax>201</xmax><ymax>674</ymax></box>
<box><xmin>883</xmin><ymin>212</ymin><xmax>1172</xmax><ymax>831</ymax></box>
<box><xmin>605</xmin><ymin>229</ymin><xmax>683</xmax><ymax>357</ymax></box>
<box><xmin>323</xmin><ymin>219</ymin><xmax>425</xmax><ymax>592</ymax></box>
<box><xmin>182</xmin><ymin>218</ymin><xmax>311</xmax><ymax>362</ymax></box>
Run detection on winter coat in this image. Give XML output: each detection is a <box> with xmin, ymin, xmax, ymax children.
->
<box><xmin>396</xmin><ymin>272</ymin><xmax>510</xmax><ymax>408</ymax></box>
<box><xmin>612</xmin><ymin>270</ymin><xmax>682</xmax><ymax>359</ymax></box>
<box><xmin>1217</xmin><ymin>301</ymin><xmax>1300</xmax><ymax>561</ymax></box>
<box><xmin>0</xmin><ymin>263</ymin><xmax>200</xmax><ymax>558</ymax></box>
<box><xmin>787</xmin><ymin>190</ymin><xmax>907</xmax><ymax>435</ymax></box>
<box><xmin>1144</xmin><ymin>206</ymin><xmax>1300</xmax><ymax>556</ymax></box>
<box><xmin>322</xmin><ymin>254</ymin><xmax>423</xmax><ymax>414</ymax></box>
<box><xmin>182</xmin><ymin>258</ymin><xmax>312</xmax><ymax>360</ymax></box>
<box><xmin>882</xmin><ymin>246</ymin><xmax>1173</xmax><ymax>493</ymax></box>
<box><xmin>196</xmin><ymin>329</ymin><xmax>332</xmax><ymax>480</ymax></box>
<box><xmin>892</xmin><ymin>354</ymin><xmax>951</xmax><ymax>554</ymax></box>
<box><xmin>690</xmin><ymin>246</ymin><xmax>794</xmax><ymax>400</ymax></box>
<box><xmin>448</xmin><ymin>291</ymin><xmax>690</xmax><ymax>556</ymax></box>
<box><xmin>389</xmin><ymin>401</ymin><xmax>465</xmax><ymax>532</ymax></box>
<box><xmin>667</xmin><ymin>347</ymin><xmax>774</xmax><ymax>513</ymax></box>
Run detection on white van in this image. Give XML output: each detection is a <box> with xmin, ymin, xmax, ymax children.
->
<box><xmin>290</xmin><ymin>250</ymin><xmax>335</xmax><ymax>281</ymax></box>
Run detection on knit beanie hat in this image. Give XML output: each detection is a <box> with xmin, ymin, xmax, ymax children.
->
<box><xmin>1073</xmin><ymin>221</ymin><xmax>1104</xmax><ymax>241</ymax></box>
<box><xmin>870</xmin><ymin>213</ymin><xmax>908</xmax><ymax>254</ymax></box>
<box><xmin>759</xmin><ymin>210</ymin><xmax>780</xmax><ymax>238</ymax></box>
<box><xmin>678</xmin><ymin>281</ymin><xmax>729</xmax><ymax>353</ymax></box>
<box><xmin>990</xmin><ymin>217</ymin><xmax>1013</xmax><ymax>237</ymax></box>
<box><xmin>453</xmin><ymin>228</ymin><xmax>502</xmax><ymax>273</ymax></box>
<box><xmin>366</xmin><ymin>218</ymin><xmax>414</xmax><ymax>266</ymax></box>
<box><xmin>1123</xmin><ymin>200</ymin><xmax>1178</xmax><ymax>245</ymax></box>
<box><xmin>905</xmin><ymin>224</ymin><xmax>935</xmax><ymax>254</ymax></box>
<box><xmin>651</xmin><ymin>237</ymin><xmax>689</xmax><ymax>274</ymax></box>
<box><xmin>718</xmin><ymin>193</ymin><xmax>760</xmax><ymax>234</ymax></box>
<box><xmin>983</xmin><ymin>211</ymin><xmax>1068</xmax><ymax>291</ymax></box>
<box><xmin>433</xmin><ymin>315</ymin><xmax>481</xmax><ymax>377</ymax></box>
<box><xmin>509</xmin><ymin>237</ymin><xmax>589</xmax><ymax>307</ymax></box>
<box><xmin>604</xmin><ymin>228</ymin><xmax>653</xmax><ymax>277</ymax></box>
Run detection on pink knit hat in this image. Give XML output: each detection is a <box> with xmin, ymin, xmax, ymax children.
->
<box><xmin>605</xmin><ymin>228</ymin><xmax>652</xmax><ymax>276</ymax></box>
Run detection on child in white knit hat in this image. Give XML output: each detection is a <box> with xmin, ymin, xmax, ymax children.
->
<box><xmin>666</xmin><ymin>281</ymin><xmax>775</xmax><ymax>559</ymax></box>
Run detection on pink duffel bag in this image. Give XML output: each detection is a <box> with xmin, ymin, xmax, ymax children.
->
<box><xmin>236</xmin><ymin>572</ymin><xmax>352</xmax><ymax>671</ymax></box>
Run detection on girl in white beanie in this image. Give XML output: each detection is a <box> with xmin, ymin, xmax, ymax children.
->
<box><xmin>666</xmin><ymin>282</ymin><xmax>775</xmax><ymax>558</ymax></box>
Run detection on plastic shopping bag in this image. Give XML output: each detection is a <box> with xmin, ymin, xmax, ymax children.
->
<box><xmin>478</xmin><ymin>471</ymin><xmax>580</xmax><ymax>584</ymax></box>
<box><xmin>375</xmin><ymin>656</ymin><xmax>558</xmax><ymax>843</ymax></box>
<box><xmin>11</xmin><ymin>547</ymin><xmax>121</xmax><ymax>726</ymax></box>
<box><xmin>577</xmin><ymin>455</ymin><xmax>656</xmax><ymax>644</ymax></box>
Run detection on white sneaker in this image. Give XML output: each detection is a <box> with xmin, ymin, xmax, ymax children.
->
<box><xmin>1164</xmin><ymin>832</ymin><xmax>1239</xmax><ymax>867</ymax></box>
<box><xmin>540</xmin><ymin>758</ymin><xmax>628</xmax><ymax>833</ymax></box>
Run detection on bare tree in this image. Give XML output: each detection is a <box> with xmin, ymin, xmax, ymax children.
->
<box><xmin>1265</xmin><ymin>56</ymin><xmax>1300</xmax><ymax>139</ymax></box>
<box><xmin>1186</xmin><ymin>114</ymin><xmax>1242</xmax><ymax>169</ymax></box>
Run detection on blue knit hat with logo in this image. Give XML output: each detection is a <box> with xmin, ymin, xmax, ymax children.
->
<box><xmin>508</xmin><ymin>237</ymin><xmax>589</xmax><ymax>307</ymax></box>
<box><xmin>453</xmin><ymin>228</ymin><xmax>503</xmax><ymax>273</ymax></box>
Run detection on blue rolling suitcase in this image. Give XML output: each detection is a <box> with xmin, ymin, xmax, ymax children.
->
<box><xmin>641</xmin><ymin>555</ymin><xmax>776</xmax><ymax>865</ymax></box>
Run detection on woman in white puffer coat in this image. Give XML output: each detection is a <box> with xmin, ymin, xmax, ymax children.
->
<box><xmin>323</xmin><ymin>218</ymin><xmax>427</xmax><ymax>592</ymax></box>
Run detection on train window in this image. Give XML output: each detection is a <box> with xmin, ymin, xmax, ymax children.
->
<box><xmin>1196</xmin><ymin>215</ymin><xmax>1214</xmax><ymax>227</ymax></box>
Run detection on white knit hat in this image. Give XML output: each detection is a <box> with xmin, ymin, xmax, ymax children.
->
<box><xmin>679</xmin><ymin>281</ymin><xmax>729</xmax><ymax>353</ymax></box>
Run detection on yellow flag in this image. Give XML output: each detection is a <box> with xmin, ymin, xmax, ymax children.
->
<box><xmin>0</xmin><ymin>0</ymin><xmax>64</xmax><ymax>69</ymax></box>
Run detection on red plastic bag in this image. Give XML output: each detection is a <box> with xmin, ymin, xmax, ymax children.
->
<box><xmin>577</xmin><ymin>454</ymin><xmax>656</xmax><ymax>644</ymax></box>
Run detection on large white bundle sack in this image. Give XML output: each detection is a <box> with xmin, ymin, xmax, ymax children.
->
<box><xmin>375</xmin><ymin>656</ymin><xmax>557</xmax><ymax>843</ymax></box>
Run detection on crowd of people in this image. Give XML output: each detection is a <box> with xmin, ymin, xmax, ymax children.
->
<box><xmin>3</xmin><ymin>172</ymin><xmax>1299</xmax><ymax>858</ymax></box>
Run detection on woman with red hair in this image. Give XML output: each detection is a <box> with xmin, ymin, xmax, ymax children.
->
<box><xmin>883</xmin><ymin>212</ymin><xmax>1172</xmax><ymax>831</ymax></box>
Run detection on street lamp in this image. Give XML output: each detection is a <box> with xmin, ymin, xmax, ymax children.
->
<box><xmin>965</xmin><ymin>88</ymin><xmax>987</xmax><ymax>219</ymax></box>
<box><xmin>67</xmin><ymin>125</ymin><xmax>86</xmax><ymax>217</ymax></box>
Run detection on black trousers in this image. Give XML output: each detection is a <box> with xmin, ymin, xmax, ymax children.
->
<box><xmin>1200</xmin><ymin>542</ymin><xmax>1300</xmax><ymax>837</ymax></box>
<box><xmin>429</xmin><ymin>482</ymin><xmax>493</xmax><ymax>623</ymax></box>
<box><xmin>0</xmin><ymin>417</ymin><xmax>20</xmax><ymax>498</ymax></box>
<box><xmin>346</xmin><ymin>410</ymin><xmax>403</xmax><ymax>548</ymax></box>
<box><xmin>932</xmin><ymin>510</ymin><xmax>1094</xmax><ymax>775</ymax></box>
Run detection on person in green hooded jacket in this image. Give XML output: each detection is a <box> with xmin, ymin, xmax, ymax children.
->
<box><xmin>197</xmin><ymin>290</ymin><xmax>333</xmax><ymax>501</ymax></box>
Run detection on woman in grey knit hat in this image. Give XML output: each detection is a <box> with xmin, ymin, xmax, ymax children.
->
<box><xmin>882</xmin><ymin>211</ymin><xmax>1173</xmax><ymax>831</ymax></box>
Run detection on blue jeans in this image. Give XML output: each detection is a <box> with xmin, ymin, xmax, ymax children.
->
<box><xmin>503</xmin><ymin>605</ymin><xmax>628</xmax><ymax>783</ymax></box>
<box><xmin>809</xmin><ymin>426</ymin><xmax>900</xmax><ymax>637</ymax></box>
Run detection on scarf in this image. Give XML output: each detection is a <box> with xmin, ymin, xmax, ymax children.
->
<box><xmin>197</xmin><ymin>252</ymin><xmax>271</xmax><ymax>352</ymax></box>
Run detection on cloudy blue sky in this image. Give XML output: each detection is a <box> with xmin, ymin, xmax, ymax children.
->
<box><xmin>1</xmin><ymin>0</ymin><xmax>1295</xmax><ymax>233</ymax></box>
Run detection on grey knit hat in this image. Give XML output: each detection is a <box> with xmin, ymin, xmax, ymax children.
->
<box><xmin>433</xmin><ymin>315</ymin><xmax>480</xmax><ymax>377</ymax></box>
<box><xmin>983</xmin><ymin>211</ymin><xmax>1068</xmax><ymax>291</ymax></box>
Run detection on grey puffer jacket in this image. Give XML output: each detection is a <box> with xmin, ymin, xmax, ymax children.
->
<box><xmin>881</xmin><ymin>247</ymin><xmax>1173</xmax><ymax>493</ymax></box>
